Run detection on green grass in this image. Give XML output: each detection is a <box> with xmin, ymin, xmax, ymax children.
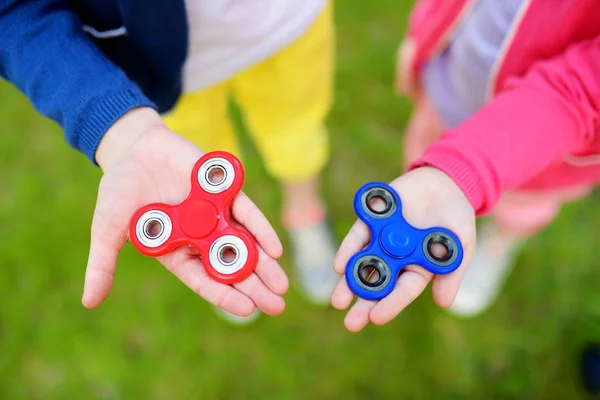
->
<box><xmin>1</xmin><ymin>2</ymin><xmax>599</xmax><ymax>399</ymax></box>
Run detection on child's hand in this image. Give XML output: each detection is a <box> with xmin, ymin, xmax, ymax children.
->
<box><xmin>83</xmin><ymin>107</ymin><xmax>288</xmax><ymax>317</ymax></box>
<box><xmin>331</xmin><ymin>167</ymin><xmax>476</xmax><ymax>332</ymax></box>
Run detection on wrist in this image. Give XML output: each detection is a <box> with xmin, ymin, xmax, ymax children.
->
<box><xmin>95</xmin><ymin>107</ymin><xmax>165</xmax><ymax>170</ymax></box>
<box><xmin>411</xmin><ymin>165</ymin><xmax>474</xmax><ymax>213</ymax></box>
<box><xmin>409</xmin><ymin>142</ymin><xmax>490</xmax><ymax>215</ymax></box>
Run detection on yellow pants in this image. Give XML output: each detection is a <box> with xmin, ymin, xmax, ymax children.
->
<box><xmin>164</xmin><ymin>3</ymin><xmax>334</xmax><ymax>182</ymax></box>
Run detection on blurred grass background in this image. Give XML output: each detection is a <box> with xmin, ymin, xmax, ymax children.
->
<box><xmin>1</xmin><ymin>1</ymin><xmax>599</xmax><ymax>399</ymax></box>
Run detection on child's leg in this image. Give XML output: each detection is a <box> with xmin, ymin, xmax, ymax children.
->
<box><xmin>492</xmin><ymin>191</ymin><xmax>565</xmax><ymax>234</ymax></box>
<box><xmin>450</xmin><ymin>187</ymin><xmax>590</xmax><ymax>317</ymax></box>
<box><xmin>162</xmin><ymin>81</ymin><xmax>241</xmax><ymax>156</ymax></box>
<box><xmin>231</xmin><ymin>1</ymin><xmax>336</xmax><ymax>304</ymax></box>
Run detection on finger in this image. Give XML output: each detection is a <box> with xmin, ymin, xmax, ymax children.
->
<box><xmin>369</xmin><ymin>266</ymin><xmax>432</xmax><ymax>325</ymax></box>
<box><xmin>432</xmin><ymin>231</ymin><xmax>475</xmax><ymax>308</ymax></box>
<box><xmin>254</xmin><ymin>247</ymin><xmax>289</xmax><ymax>296</ymax></box>
<box><xmin>431</xmin><ymin>260</ymin><xmax>470</xmax><ymax>308</ymax></box>
<box><xmin>82</xmin><ymin>209</ymin><xmax>128</xmax><ymax>308</ymax></box>
<box><xmin>234</xmin><ymin>274</ymin><xmax>286</xmax><ymax>316</ymax></box>
<box><xmin>333</xmin><ymin>220</ymin><xmax>370</xmax><ymax>274</ymax></box>
<box><xmin>344</xmin><ymin>298</ymin><xmax>377</xmax><ymax>332</ymax></box>
<box><xmin>431</xmin><ymin>272</ymin><xmax>463</xmax><ymax>308</ymax></box>
<box><xmin>232</xmin><ymin>192</ymin><xmax>283</xmax><ymax>259</ymax></box>
<box><xmin>161</xmin><ymin>248</ymin><xmax>256</xmax><ymax>317</ymax></box>
<box><xmin>331</xmin><ymin>277</ymin><xmax>354</xmax><ymax>310</ymax></box>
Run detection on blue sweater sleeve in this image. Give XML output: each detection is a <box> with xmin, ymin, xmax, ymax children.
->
<box><xmin>0</xmin><ymin>0</ymin><xmax>157</xmax><ymax>164</ymax></box>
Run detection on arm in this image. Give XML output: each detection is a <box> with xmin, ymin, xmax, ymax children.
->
<box><xmin>410</xmin><ymin>36</ymin><xmax>600</xmax><ymax>215</ymax></box>
<box><xmin>0</xmin><ymin>0</ymin><xmax>155</xmax><ymax>163</ymax></box>
<box><xmin>396</xmin><ymin>0</ymin><xmax>470</xmax><ymax>97</ymax></box>
<box><xmin>1</xmin><ymin>1</ymin><xmax>290</xmax><ymax>314</ymax></box>
<box><xmin>330</xmin><ymin>36</ymin><xmax>600</xmax><ymax>331</ymax></box>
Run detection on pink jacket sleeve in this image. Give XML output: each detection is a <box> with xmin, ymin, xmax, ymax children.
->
<box><xmin>406</xmin><ymin>0</ymin><xmax>469</xmax><ymax>84</ymax></box>
<box><xmin>409</xmin><ymin>37</ymin><xmax>600</xmax><ymax>215</ymax></box>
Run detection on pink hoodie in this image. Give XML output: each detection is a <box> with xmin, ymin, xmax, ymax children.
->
<box><xmin>406</xmin><ymin>0</ymin><xmax>600</xmax><ymax>215</ymax></box>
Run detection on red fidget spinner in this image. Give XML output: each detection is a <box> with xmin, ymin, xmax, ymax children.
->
<box><xmin>129</xmin><ymin>151</ymin><xmax>258</xmax><ymax>284</ymax></box>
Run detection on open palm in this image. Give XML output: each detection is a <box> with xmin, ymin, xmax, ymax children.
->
<box><xmin>83</xmin><ymin>126</ymin><xmax>288</xmax><ymax>317</ymax></box>
<box><xmin>331</xmin><ymin>167</ymin><xmax>476</xmax><ymax>331</ymax></box>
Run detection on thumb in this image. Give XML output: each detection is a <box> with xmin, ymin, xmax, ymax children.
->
<box><xmin>82</xmin><ymin>207</ymin><xmax>128</xmax><ymax>308</ymax></box>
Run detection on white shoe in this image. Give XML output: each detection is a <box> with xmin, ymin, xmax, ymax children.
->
<box><xmin>212</xmin><ymin>306</ymin><xmax>260</xmax><ymax>326</ymax></box>
<box><xmin>288</xmin><ymin>221</ymin><xmax>339</xmax><ymax>305</ymax></box>
<box><xmin>448</xmin><ymin>221</ymin><xmax>525</xmax><ymax>318</ymax></box>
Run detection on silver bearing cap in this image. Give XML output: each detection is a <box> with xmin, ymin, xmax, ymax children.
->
<box><xmin>198</xmin><ymin>157</ymin><xmax>235</xmax><ymax>194</ymax></box>
<box><xmin>135</xmin><ymin>210</ymin><xmax>172</xmax><ymax>248</ymax></box>
<box><xmin>209</xmin><ymin>235</ymin><xmax>248</xmax><ymax>275</ymax></box>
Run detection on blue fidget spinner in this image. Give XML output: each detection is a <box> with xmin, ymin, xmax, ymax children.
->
<box><xmin>345</xmin><ymin>182</ymin><xmax>464</xmax><ymax>301</ymax></box>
